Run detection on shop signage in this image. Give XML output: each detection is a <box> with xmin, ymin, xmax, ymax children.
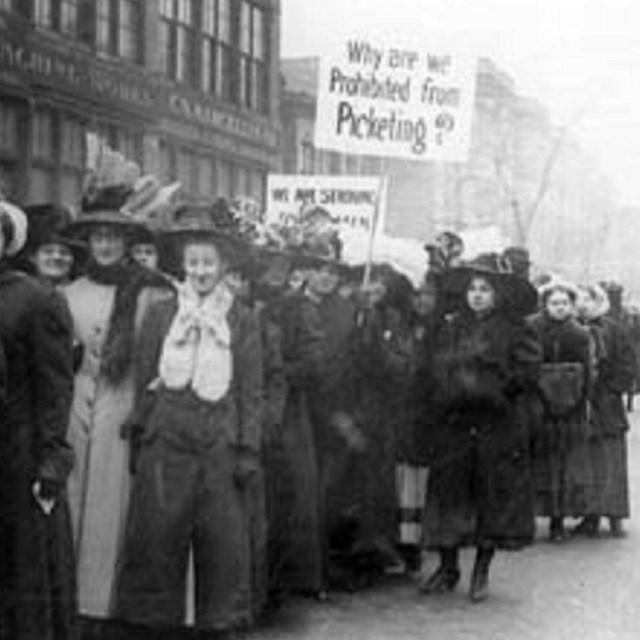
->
<box><xmin>0</xmin><ymin>29</ymin><xmax>278</xmax><ymax>148</ymax></box>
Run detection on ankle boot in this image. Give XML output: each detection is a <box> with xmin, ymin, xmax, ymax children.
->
<box><xmin>609</xmin><ymin>517</ymin><xmax>626</xmax><ymax>538</ymax></box>
<box><xmin>572</xmin><ymin>516</ymin><xmax>599</xmax><ymax>537</ymax></box>
<box><xmin>419</xmin><ymin>548</ymin><xmax>460</xmax><ymax>594</ymax></box>
<box><xmin>469</xmin><ymin>547</ymin><xmax>494</xmax><ymax>603</ymax></box>
<box><xmin>549</xmin><ymin>517</ymin><xmax>565</xmax><ymax>542</ymax></box>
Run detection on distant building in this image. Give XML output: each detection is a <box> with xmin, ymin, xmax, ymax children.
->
<box><xmin>0</xmin><ymin>0</ymin><xmax>281</xmax><ymax>206</ymax></box>
<box><xmin>280</xmin><ymin>56</ymin><xmax>618</xmax><ymax>280</ymax></box>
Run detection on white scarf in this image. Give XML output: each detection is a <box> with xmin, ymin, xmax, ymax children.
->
<box><xmin>158</xmin><ymin>281</ymin><xmax>234</xmax><ymax>402</ymax></box>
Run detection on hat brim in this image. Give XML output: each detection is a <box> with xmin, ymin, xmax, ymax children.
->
<box><xmin>441</xmin><ymin>265</ymin><xmax>538</xmax><ymax>317</ymax></box>
<box><xmin>157</xmin><ymin>228</ymin><xmax>249</xmax><ymax>277</ymax></box>
<box><xmin>28</xmin><ymin>235</ymin><xmax>88</xmax><ymax>264</ymax></box>
<box><xmin>66</xmin><ymin>212</ymin><xmax>147</xmax><ymax>237</ymax></box>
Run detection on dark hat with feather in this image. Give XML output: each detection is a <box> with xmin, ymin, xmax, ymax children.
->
<box><xmin>440</xmin><ymin>252</ymin><xmax>538</xmax><ymax>317</ymax></box>
<box><xmin>21</xmin><ymin>203</ymin><xmax>87</xmax><ymax>264</ymax></box>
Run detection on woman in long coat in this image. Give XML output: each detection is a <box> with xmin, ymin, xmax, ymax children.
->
<box><xmin>63</xmin><ymin>188</ymin><xmax>172</xmax><ymax>625</ymax></box>
<box><xmin>0</xmin><ymin>201</ymin><xmax>76</xmax><ymax>640</ymax></box>
<box><xmin>575</xmin><ymin>284</ymin><xmax>634</xmax><ymax>537</ymax></box>
<box><xmin>421</xmin><ymin>254</ymin><xmax>541</xmax><ymax>603</ymax></box>
<box><xmin>274</xmin><ymin>265</ymin><xmax>330</xmax><ymax>598</ymax></box>
<box><xmin>115</xmin><ymin>203</ymin><xmax>264</xmax><ymax>633</ymax></box>
<box><xmin>530</xmin><ymin>282</ymin><xmax>593</xmax><ymax>541</ymax></box>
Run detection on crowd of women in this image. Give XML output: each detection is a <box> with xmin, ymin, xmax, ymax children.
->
<box><xmin>0</xmin><ymin>178</ymin><xmax>635</xmax><ymax>640</ymax></box>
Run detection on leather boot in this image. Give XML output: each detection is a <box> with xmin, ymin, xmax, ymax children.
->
<box><xmin>610</xmin><ymin>517</ymin><xmax>626</xmax><ymax>538</ymax></box>
<box><xmin>469</xmin><ymin>546</ymin><xmax>494</xmax><ymax>603</ymax></box>
<box><xmin>549</xmin><ymin>517</ymin><xmax>565</xmax><ymax>542</ymax></box>
<box><xmin>572</xmin><ymin>516</ymin><xmax>599</xmax><ymax>537</ymax></box>
<box><xmin>419</xmin><ymin>548</ymin><xmax>460</xmax><ymax>594</ymax></box>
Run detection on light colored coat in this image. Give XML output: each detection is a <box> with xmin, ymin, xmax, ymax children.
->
<box><xmin>64</xmin><ymin>276</ymin><xmax>168</xmax><ymax>618</ymax></box>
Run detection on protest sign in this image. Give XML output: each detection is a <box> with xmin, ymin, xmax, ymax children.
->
<box><xmin>315</xmin><ymin>37</ymin><xmax>477</xmax><ymax>162</ymax></box>
<box><xmin>265</xmin><ymin>174</ymin><xmax>385</xmax><ymax>263</ymax></box>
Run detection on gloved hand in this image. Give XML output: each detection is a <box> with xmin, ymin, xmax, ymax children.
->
<box><xmin>32</xmin><ymin>478</ymin><xmax>60</xmax><ymax>515</ymax></box>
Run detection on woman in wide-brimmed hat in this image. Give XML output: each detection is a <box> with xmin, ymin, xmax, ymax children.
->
<box><xmin>16</xmin><ymin>204</ymin><xmax>87</xmax><ymax>286</ymax></box>
<box><xmin>115</xmin><ymin>202</ymin><xmax>265</xmax><ymax>634</ymax></box>
<box><xmin>420</xmin><ymin>253</ymin><xmax>541</xmax><ymax>603</ymax></box>
<box><xmin>62</xmin><ymin>185</ymin><xmax>174</xmax><ymax>631</ymax></box>
<box><xmin>0</xmin><ymin>200</ymin><xmax>77</xmax><ymax>640</ymax></box>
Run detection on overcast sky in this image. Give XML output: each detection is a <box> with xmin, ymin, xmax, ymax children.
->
<box><xmin>281</xmin><ymin>0</ymin><xmax>640</xmax><ymax>206</ymax></box>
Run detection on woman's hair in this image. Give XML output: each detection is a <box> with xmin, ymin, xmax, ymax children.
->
<box><xmin>540</xmin><ymin>282</ymin><xmax>578</xmax><ymax>308</ymax></box>
<box><xmin>580</xmin><ymin>283</ymin><xmax>610</xmax><ymax>318</ymax></box>
<box><xmin>467</xmin><ymin>273</ymin><xmax>499</xmax><ymax>299</ymax></box>
<box><xmin>0</xmin><ymin>210</ymin><xmax>16</xmax><ymax>254</ymax></box>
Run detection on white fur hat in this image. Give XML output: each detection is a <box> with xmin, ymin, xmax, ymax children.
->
<box><xmin>0</xmin><ymin>200</ymin><xmax>28</xmax><ymax>256</ymax></box>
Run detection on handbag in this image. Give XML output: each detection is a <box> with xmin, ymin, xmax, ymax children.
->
<box><xmin>537</xmin><ymin>362</ymin><xmax>585</xmax><ymax>418</ymax></box>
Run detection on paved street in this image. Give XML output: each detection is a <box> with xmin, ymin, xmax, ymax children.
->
<box><xmin>250</xmin><ymin>411</ymin><xmax>640</xmax><ymax>640</ymax></box>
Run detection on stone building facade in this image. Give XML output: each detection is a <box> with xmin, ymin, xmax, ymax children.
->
<box><xmin>0</xmin><ymin>0</ymin><xmax>281</xmax><ymax>207</ymax></box>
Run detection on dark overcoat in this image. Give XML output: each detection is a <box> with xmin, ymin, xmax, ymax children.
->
<box><xmin>423</xmin><ymin>309</ymin><xmax>541</xmax><ymax>549</ymax></box>
<box><xmin>529</xmin><ymin>313</ymin><xmax>592</xmax><ymax>516</ymax></box>
<box><xmin>272</xmin><ymin>293</ymin><xmax>328</xmax><ymax>593</ymax></box>
<box><xmin>0</xmin><ymin>269</ymin><xmax>76</xmax><ymax>640</ymax></box>
<box><xmin>585</xmin><ymin>315</ymin><xmax>634</xmax><ymax>517</ymax></box>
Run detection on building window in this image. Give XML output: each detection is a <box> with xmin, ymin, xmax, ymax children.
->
<box><xmin>60</xmin><ymin>116</ymin><xmax>86</xmax><ymax>208</ymax></box>
<box><xmin>32</xmin><ymin>0</ymin><xmax>79</xmax><ymax>35</ymax></box>
<box><xmin>201</xmin><ymin>0</ymin><xmax>233</xmax><ymax>99</ymax></box>
<box><xmin>217</xmin><ymin>160</ymin><xmax>233</xmax><ymax>199</ymax></box>
<box><xmin>0</xmin><ymin>102</ymin><xmax>19</xmax><ymax>153</ymax></box>
<box><xmin>159</xmin><ymin>142</ymin><xmax>175</xmax><ymax>183</ymax></box>
<box><xmin>60</xmin><ymin>0</ymin><xmax>78</xmax><ymax>34</ymax></box>
<box><xmin>239</xmin><ymin>0</ymin><xmax>267</xmax><ymax>112</ymax></box>
<box><xmin>32</xmin><ymin>109</ymin><xmax>55</xmax><ymax>161</ymax></box>
<box><xmin>160</xmin><ymin>0</ymin><xmax>196</xmax><ymax>84</ymax></box>
<box><xmin>176</xmin><ymin>148</ymin><xmax>199</xmax><ymax>194</ymax></box>
<box><xmin>96</xmin><ymin>0</ymin><xmax>141</xmax><ymax>62</ymax></box>
<box><xmin>248</xmin><ymin>169</ymin><xmax>264</xmax><ymax>203</ymax></box>
<box><xmin>31</xmin><ymin>108</ymin><xmax>57</xmax><ymax>203</ymax></box>
<box><xmin>200</xmin><ymin>157</ymin><xmax>217</xmax><ymax>197</ymax></box>
<box><xmin>33</xmin><ymin>0</ymin><xmax>53</xmax><ymax>28</ymax></box>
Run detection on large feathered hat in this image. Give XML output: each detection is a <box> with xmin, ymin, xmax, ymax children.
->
<box><xmin>159</xmin><ymin>198</ymin><xmax>250</xmax><ymax>275</ymax></box>
<box><xmin>440</xmin><ymin>252</ymin><xmax>538</xmax><ymax>317</ymax></box>
<box><xmin>67</xmin><ymin>139</ymin><xmax>180</xmax><ymax>239</ymax></box>
<box><xmin>21</xmin><ymin>204</ymin><xmax>87</xmax><ymax>263</ymax></box>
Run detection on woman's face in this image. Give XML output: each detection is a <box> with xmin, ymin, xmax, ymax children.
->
<box><xmin>32</xmin><ymin>243</ymin><xmax>74</xmax><ymax>282</ymax></box>
<box><xmin>546</xmin><ymin>290</ymin><xmax>573</xmax><ymax>321</ymax></box>
<box><xmin>288</xmin><ymin>269</ymin><xmax>306</xmax><ymax>291</ymax></box>
<box><xmin>89</xmin><ymin>225</ymin><xmax>127</xmax><ymax>267</ymax></box>
<box><xmin>576</xmin><ymin>289</ymin><xmax>596</xmax><ymax>319</ymax></box>
<box><xmin>184</xmin><ymin>241</ymin><xmax>225</xmax><ymax>296</ymax></box>
<box><xmin>413</xmin><ymin>286</ymin><xmax>437</xmax><ymax>316</ymax></box>
<box><xmin>466</xmin><ymin>276</ymin><xmax>496</xmax><ymax>314</ymax></box>
<box><xmin>225</xmin><ymin>269</ymin><xmax>249</xmax><ymax>299</ymax></box>
<box><xmin>131</xmin><ymin>243</ymin><xmax>159</xmax><ymax>271</ymax></box>
<box><xmin>307</xmin><ymin>264</ymin><xmax>340</xmax><ymax>297</ymax></box>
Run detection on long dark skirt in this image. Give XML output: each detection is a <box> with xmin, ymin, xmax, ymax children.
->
<box><xmin>535</xmin><ymin>414</ymin><xmax>592</xmax><ymax>517</ymax></box>
<box><xmin>584</xmin><ymin>433</ymin><xmax>630</xmax><ymax>518</ymax></box>
<box><xmin>424</xmin><ymin>423</ymin><xmax>535</xmax><ymax>550</ymax></box>
<box><xmin>278</xmin><ymin>388</ymin><xmax>326</xmax><ymax>594</ymax></box>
